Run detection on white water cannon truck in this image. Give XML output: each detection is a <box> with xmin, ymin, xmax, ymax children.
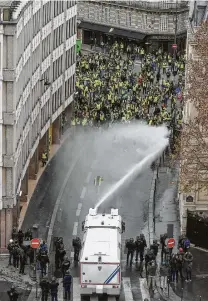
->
<box><xmin>80</xmin><ymin>208</ymin><xmax>125</xmax><ymax>298</ymax></box>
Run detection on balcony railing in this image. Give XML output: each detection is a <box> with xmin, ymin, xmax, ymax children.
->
<box><xmin>89</xmin><ymin>0</ymin><xmax>189</xmax><ymax>10</ymax></box>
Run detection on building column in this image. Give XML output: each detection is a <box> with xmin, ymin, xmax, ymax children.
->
<box><xmin>52</xmin><ymin>116</ymin><xmax>61</xmax><ymax>144</ymax></box>
<box><xmin>29</xmin><ymin>149</ymin><xmax>39</xmax><ymax>180</ymax></box>
<box><xmin>38</xmin><ymin>132</ymin><xmax>49</xmax><ymax>160</ymax></box>
<box><xmin>20</xmin><ymin>171</ymin><xmax>28</xmax><ymax>203</ymax></box>
<box><xmin>0</xmin><ymin>208</ymin><xmax>13</xmax><ymax>252</ymax></box>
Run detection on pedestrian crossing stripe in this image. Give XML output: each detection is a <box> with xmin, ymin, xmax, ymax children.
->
<box><xmin>104</xmin><ymin>265</ymin><xmax>120</xmax><ymax>284</ymax></box>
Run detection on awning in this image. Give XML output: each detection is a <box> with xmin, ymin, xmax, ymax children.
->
<box><xmin>78</xmin><ymin>21</ymin><xmax>146</xmax><ymax>41</ymax></box>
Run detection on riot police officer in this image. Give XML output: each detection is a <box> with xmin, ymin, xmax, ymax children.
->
<box><xmin>24</xmin><ymin>228</ymin><xmax>33</xmax><ymax>241</ymax></box>
<box><xmin>62</xmin><ymin>256</ymin><xmax>71</xmax><ymax>277</ymax></box>
<box><xmin>150</xmin><ymin>239</ymin><xmax>159</xmax><ymax>258</ymax></box>
<box><xmin>7</xmin><ymin>239</ymin><xmax>15</xmax><ymax>265</ymax></box>
<box><xmin>126</xmin><ymin>238</ymin><xmax>135</xmax><ymax>266</ymax></box>
<box><xmin>135</xmin><ymin>234</ymin><xmax>147</xmax><ymax>262</ymax></box>
<box><xmin>12</xmin><ymin>242</ymin><xmax>20</xmax><ymax>268</ymax></box>
<box><xmin>7</xmin><ymin>285</ymin><xmax>19</xmax><ymax>301</ymax></box>
<box><xmin>57</xmin><ymin>245</ymin><xmax>66</xmax><ymax>269</ymax></box>
<box><xmin>145</xmin><ymin>248</ymin><xmax>156</xmax><ymax>275</ymax></box>
<box><xmin>72</xmin><ymin>237</ymin><xmax>81</xmax><ymax>262</ymax></box>
<box><xmin>11</xmin><ymin>227</ymin><xmax>18</xmax><ymax>241</ymax></box>
<box><xmin>160</xmin><ymin>233</ymin><xmax>168</xmax><ymax>262</ymax></box>
<box><xmin>17</xmin><ymin>230</ymin><xmax>24</xmax><ymax>246</ymax></box>
<box><xmin>40</xmin><ymin>277</ymin><xmax>50</xmax><ymax>301</ymax></box>
<box><xmin>55</xmin><ymin>237</ymin><xmax>64</xmax><ymax>269</ymax></box>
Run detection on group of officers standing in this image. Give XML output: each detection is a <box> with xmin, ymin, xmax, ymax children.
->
<box><xmin>6</xmin><ymin>228</ymin><xmax>82</xmax><ymax>301</ymax></box>
<box><xmin>38</xmin><ymin>236</ymin><xmax>81</xmax><ymax>301</ymax></box>
<box><xmin>125</xmin><ymin>233</ymin><xmax>194</xmax><ymax>292</ymax></box>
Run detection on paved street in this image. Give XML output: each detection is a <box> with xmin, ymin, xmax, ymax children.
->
<box><xmin>22</xmin><ymin>125</ymin><xmax>156</xmax><ymax>301</ymax></box>
<box><xmin>0</xmin><ymin>280</ymin><xmax>31</xmax><ymax>301</ymax></box>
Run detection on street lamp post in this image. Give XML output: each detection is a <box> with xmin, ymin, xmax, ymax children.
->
<box><xmin>174</xmin><ymin>0</ymin><xmax>178</xmax><ymax>59</ymax></box>
<box><xmin>32</xmin><ymin>224</ymin><xmax>39</xmax><ymax>298</ymax></box>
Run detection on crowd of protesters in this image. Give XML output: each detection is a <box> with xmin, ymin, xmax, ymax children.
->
<box><xmin>73</xmin><ymin>41</ymin><xmax>184</xmax><ymax>134</ymax></box>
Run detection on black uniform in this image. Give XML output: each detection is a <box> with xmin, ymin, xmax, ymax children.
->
<box><xmin>145</xmin><ymin>249</ymin><xmax>156</xmax><ymax>274</ymax></box>
<box><xmin>12</xmin><ymin>245</ymin><xmax>20</xmax><ymax>268</ymax></box>
<box><xmin>62</xmin><ymin>257</ymin><xmax>71</xmax><ymax>277</ymax></box>
<box><xmin>72</xmin><ymin>238</ymin><xmax>81</xmax><ymax>261</ymax></box>
<box><xmin>38</xmin><ymin>251</ymin><xmax>49</xmax><ymax>277</ymax></box>
<box><xmin>150</xmin><ymin>240</ymin><xmax>159</xmax><ymax>258</ymax></box>
<box><xmin>126</xmin><ymin>239</ymin><xmax>135</xmax><ymax>265</ymax></box>
<box><xmin>17</xmin><ymin>230</ymin><xmax>24</xmax><ymax>246</ymax></box>
<box><xmin>7</xmin><ymin>241</ymin><xmax>15</xmax><ymax>265</ymax></box>
<box><xmin>40</xmin><ymin>278</ymin><xmax>50</xmax><ymax>301</ymax></box>
<box><xmin>160</xmin><ymin>234</ymin><xmax>167</xmax><ymax>262</ymax></box>
<box><xmin>135</xmin><ymin>236</ymin><xmax>147</xmax><ymax>262</ymax></box>
<box><xmin>7</xmin><ymin>288</ymin><xmax>19</xmax><ymax>301</ymax></box>
<box><xmin>19</xmin><ymin>248</ymin><xmax>27</xmax><ymax>274</ymax></box>
<box><xmin>24</xmin><ymin>229</ymin><xmax>33</xmax><ymax>241</ymax></box>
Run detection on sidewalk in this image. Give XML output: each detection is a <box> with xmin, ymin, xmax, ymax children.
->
<box><xmin>153</xmin><ymin>158</ymin><xmax>208</xmax><ymax>301</ymax></box>
<box><xmin>0</xmin><ymin>255</ymin><xmax>33</xmax><ymax>300</ymax></box>
<box><xmin>18</xmin><ymin>127</ymin><xmax>73</xmax><ymax>230</ymax></box>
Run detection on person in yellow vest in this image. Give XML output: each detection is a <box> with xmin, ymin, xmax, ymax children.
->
<box><xmin>41</xmin><ymin>151</ymin><xmax>47</xmax><ymax>167</ymax></box>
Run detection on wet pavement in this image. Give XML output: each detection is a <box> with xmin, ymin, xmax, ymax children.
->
<box><xmin>0</xmin><ymin>256</ymin><xmax>32</xmax><ymax>301</ymax></box>
<box><xmin>22</xmin><ymin>126</ymin><xmax>155</xmax><ymax>301</ymax></box>
<box><xmin>171</xmin><ymin>248</ymin><xmax>208</xmax><ymax>301</ymax></box>
<box><xmin>0</xmin><ymin>281</ymin><xmax>31</xmax><ymax>301</ymax></box>
<box><xmin>153</xmin><ymin>156</ymin><xmax>208</xmax><ymax>301</ymax></box>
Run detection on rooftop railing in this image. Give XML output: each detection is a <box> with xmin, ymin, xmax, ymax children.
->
<box><xmin>88</xmin><ymin>0</ymin><xmax>189</xmax><ymax>10</ymax></box>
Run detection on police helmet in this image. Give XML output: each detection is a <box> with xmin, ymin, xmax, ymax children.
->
<box><xmin>9</xmin><ymin>239</ymin><xmax>13</xmax><ymax>243</ymax></box>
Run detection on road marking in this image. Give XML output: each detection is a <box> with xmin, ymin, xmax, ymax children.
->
<box><xmin>58</xmin><ymin>278</ymin><xmax>64</xmax><ymax>299</ymax></box>
<box><xmin>70</xmin><ymin>251</ymin><xmax>74</xmax><ymax>259</ymax></box>
<box><xmin>46</xmin><ymin>149</ymin><xmax>84</xmax><ymax>249</ymax></box>
<box><xmin>139</xmin><ymin>278</ymin><xmax>150</xmax><ymax>301</ymax></box>
<box><xmin>73</xmin><ymin>277</ymin><xmax>81</xmax><ymax>301</ymax></box>
<box><xmin>72</xmin><ymin>222</ymin><xmax>79</xmax><ymax>236</ymax></box>
<box><xmin>80</xmin><ymin>186</ymin><xmax>86</xmax><ymax>199</ymax></box>
<box><xmin>86</xmin><ymin>171</ymin><xmax>92</xmax><ymax>184</ymax></box>
<box><xmin>123</xmin><ymin>277</ymin><xmax>134</xmax><ymax>301</ymax></box>
<box><xmin>91</xmin><ymin>159</ymin><xmax>97</xmax><ymax>169</ymax></box>
<box><xmin>76</xmin><ymin>203</ymin><xmax>82</xmax><ymax>216</ymax></box>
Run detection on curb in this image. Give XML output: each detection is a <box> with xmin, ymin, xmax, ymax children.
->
<box><xmin>147</xmin><ymin>167</ymin><xmax>158</xmax><ymax>246</ymax></box>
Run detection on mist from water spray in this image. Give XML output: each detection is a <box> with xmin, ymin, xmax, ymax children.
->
<box><xmin>95</xmin><ymin>125</ymin><xmax>169</xmax><ymax>209</ymax></box>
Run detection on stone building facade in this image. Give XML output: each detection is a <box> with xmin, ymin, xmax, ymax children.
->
<box><xmin>77</xmin><ymin>0</ymin><xmax>189</xmax><ymax>52</ymax></box>
<box><xmin>0</xmin><ymin>0</ymin><xmax>76</xmax><ymax>250</ymax></box>
<box><xmin>179</xmin><ymin>1</ymin><xmax>208</xmax><ymax>234</ymax></box>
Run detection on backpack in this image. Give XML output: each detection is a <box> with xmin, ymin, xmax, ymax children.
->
<box><xmin>184</xmin><ymin>239</ymin><xmax>190</xmax><ymax>248</ymax></box>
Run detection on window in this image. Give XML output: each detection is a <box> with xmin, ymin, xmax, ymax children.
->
<box><xmin>160</xmin><ymin>15</ymin><xmax>168</xmax><ymax>31</ymax></box>
<box><xmin>142</xmin><ymin>13</ymin><xmax>147</xmax><ymax>29</ymax></box>
<box><xmin>161</xmin><ymin>0</ymin><xmax>169</xmax><ymax>9</ymax></box>
<box><xmin>126</xmin><ymin>11</ymin><xmax>131</xmax><ymax>26</ymax></box>
<box><xmin>43</xmin><ymin>2</ymin><xmax>51</xmax><ymax>26</ymax></box>
<box><xmin>104</xmin><ymin>7</ymin><xmax>109</xmax><ymax>22</ymax></box>
<box><xmin>66</xmin><ymin>48</ymin><xmax>72</xmax><ymax>69</ymax></box>
<box><xmin>116</xmin><ymin>10</ymin><xmax>120</xmax><ymax>25</ymax></box>
<box><xmin>95</xmin><ymin>7</ymin><xmax>99</xmax><ymax>21</ymax></box>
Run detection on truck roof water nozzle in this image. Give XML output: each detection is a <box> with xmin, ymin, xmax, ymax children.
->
<box><xmin>89</xmin><ymin>208</ymin><xmax>97</xmax><ymax>216</ymax></box>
